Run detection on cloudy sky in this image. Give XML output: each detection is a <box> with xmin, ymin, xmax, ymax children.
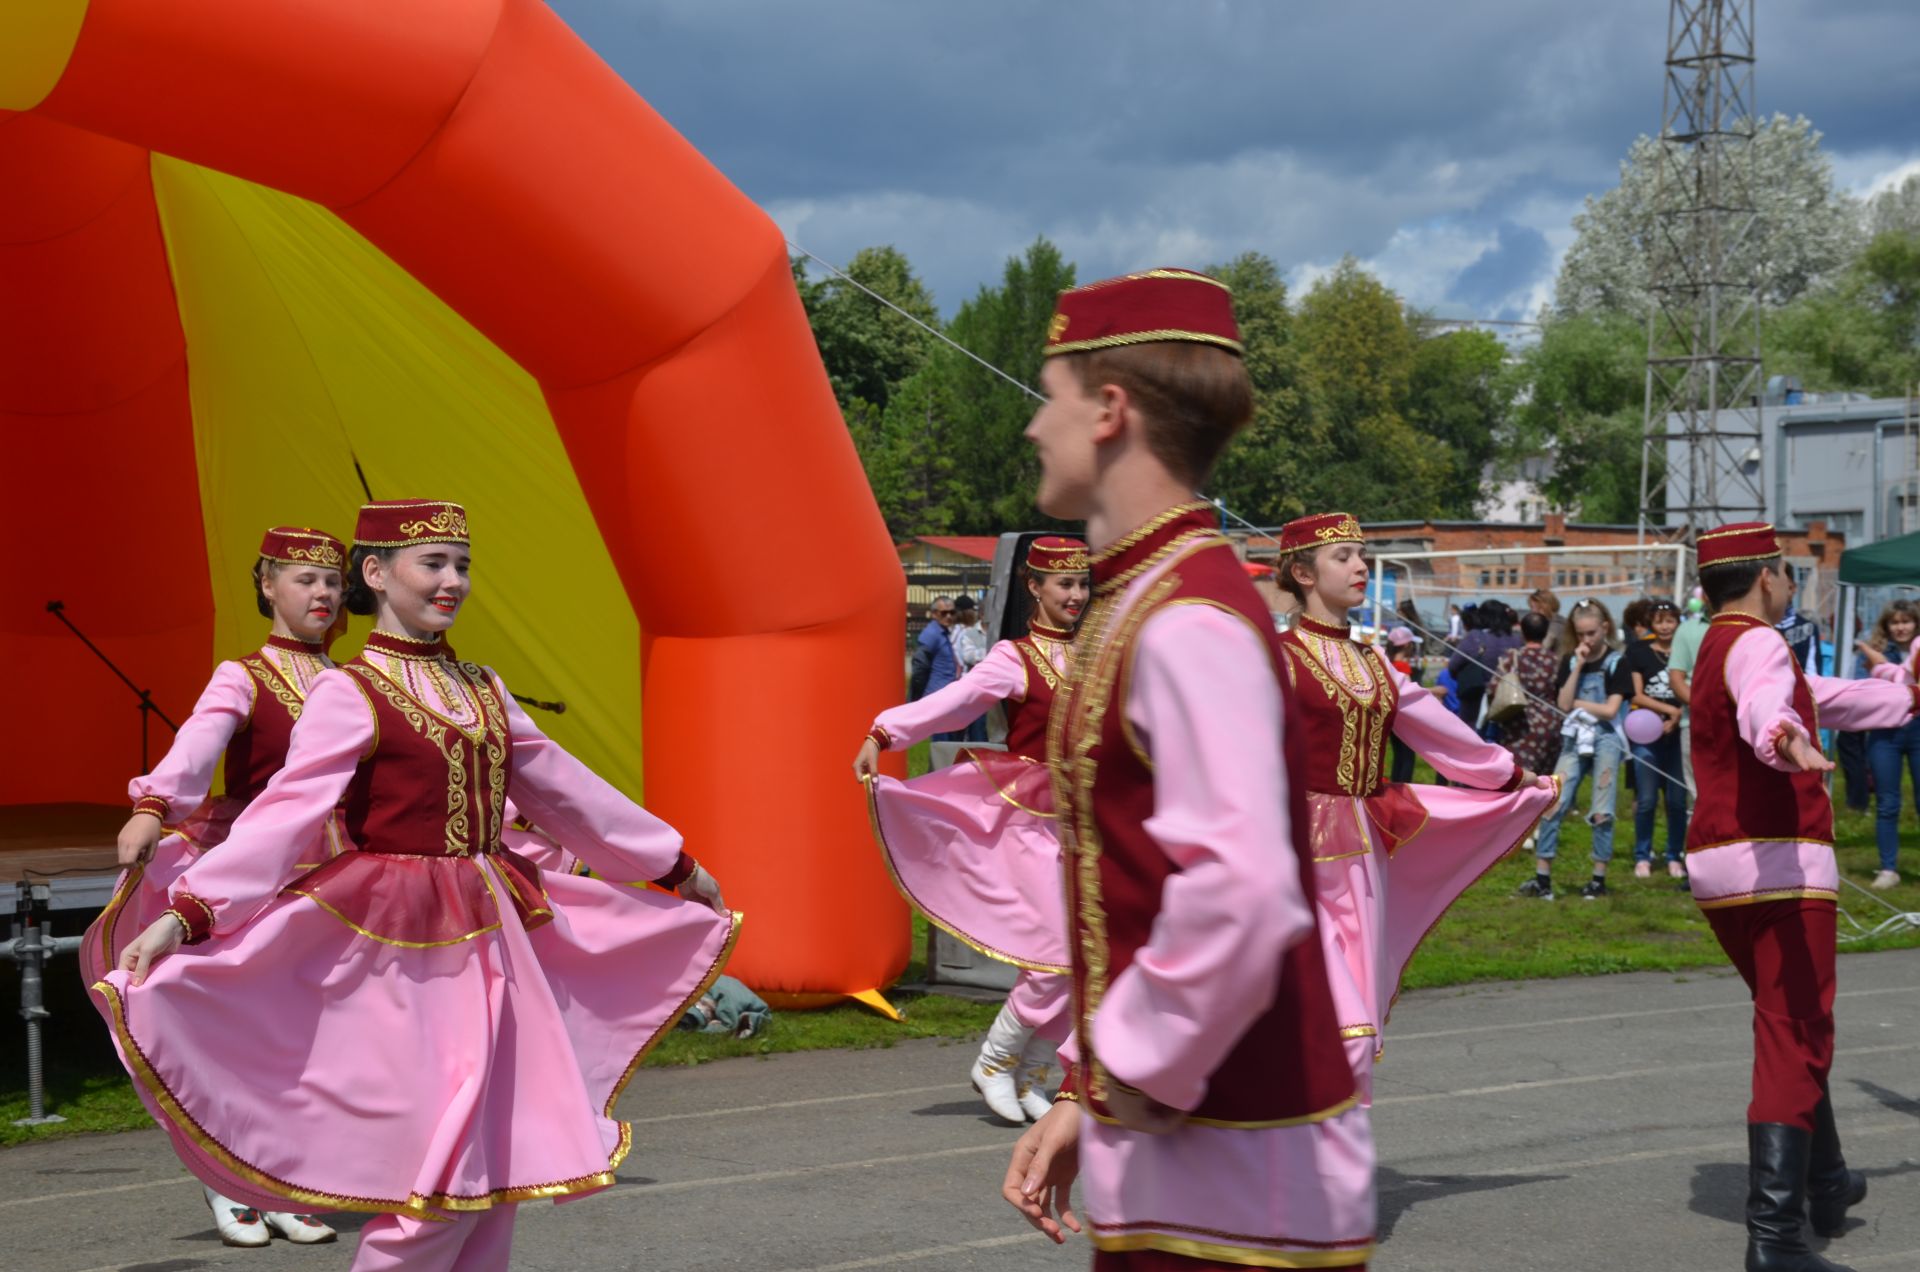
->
<box><xmin>549</xmin><ymin>0</ymin><xmax>1920</xmax><ymax>323</ymax></box>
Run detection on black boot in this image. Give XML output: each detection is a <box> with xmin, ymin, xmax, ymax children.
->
<box><xmin>1745</xmin><ymin>1123</ymin><xmax>1854</xmax><ymax>1272</ymax></box>
<box><xmin>1806</xmin><ymin>1096</ymin><xmax>1867</xmax><ymax>1239</ymax></box>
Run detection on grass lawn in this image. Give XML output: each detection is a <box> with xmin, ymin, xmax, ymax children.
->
<box><xmin>5</xmin><ymin>750</ymin><xmax>1916</xmax><ymax>1146</ymax></box>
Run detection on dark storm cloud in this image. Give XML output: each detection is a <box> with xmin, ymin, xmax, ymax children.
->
<box><xmin>546</xmin><ymin>1</ymin><xmax>1920</xmax><ymax>316</ymax></box>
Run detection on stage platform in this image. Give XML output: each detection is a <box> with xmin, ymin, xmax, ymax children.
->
<box><xmin>0</xmin><ymin>804</ymin><xmax>124</xmax><ymax>912</ymax></box>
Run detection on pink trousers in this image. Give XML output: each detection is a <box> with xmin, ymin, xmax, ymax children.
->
<box><xmin>351</xmin><ymin>1205</ymin><xmax>516</xmax><ymax>1272</ymax></box>
<box><xmin>1006</xmin><ymin>969</ymin><xmax>1071</xmax><ymax>1042</ymax></box>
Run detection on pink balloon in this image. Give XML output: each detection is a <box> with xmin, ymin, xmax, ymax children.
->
<box><xmin>1623</xmin><ymin>708</ymin><xmax>1665</xmax><ymax>745</ymax></box>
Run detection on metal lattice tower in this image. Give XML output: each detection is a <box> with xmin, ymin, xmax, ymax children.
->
<box><xmin>1638</xmin><ymin>0</ymin><xmax>1766</xmax><ymax>552</ymax></box>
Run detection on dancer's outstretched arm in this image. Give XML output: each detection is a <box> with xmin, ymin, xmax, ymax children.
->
<box><xmin>118</xmin><ymin>663</ymin><xmax>252</xmax><ymax>865</ymax></box>
<box><xmin>493</xmin><ymin>672</ymin><xmax>721</xmax><ymax>910</ymax></box>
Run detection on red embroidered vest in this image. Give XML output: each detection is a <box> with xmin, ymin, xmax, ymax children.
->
<box><xmin>1277</xmin><ymin>616</ymin><xmax>1400</xmax><ymax>798</ymax></box>
<box><xmin>1686</xmin><ymin>613</ymin><xmax>1831</xmax><ymax>852</ymax></box>
<box><xmin>224</xmin><ymin>636</ymin><xmax>326</xmax><ymax>802</ymax></box>
<box><xmin>338</xmin><ymin>644</ymin><xmax>512</xmax><ymax>857</ymax></box>
<box><xmin>1052</xmin><ymin>506</ymin><xmax>1356</xmax><ymax>1126</ymax></box>
<box><xmin>1004</xmin><ymin>621</ymin><xmax>1073</xmax><ymax>762</ymax></box>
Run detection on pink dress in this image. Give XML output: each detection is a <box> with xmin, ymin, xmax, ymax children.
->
<box><xmin>866</xmin><ymin>626</ymin><xmax>1072</xmax><ymax>1037</ymax></box>
<box><xmin>88</xmin><ymin>635</ymin><xmax>739</xmax><ymax>1219</ymax></box>
<box><xmin>83</xmin><ymin>636</ymin><xmax>348</xmax><ymax>987</ymax></box>
<box><xmin>1280</xmin><ymin>615</ymin><xmax>1556</xmax><ymax>1101</ymax></box>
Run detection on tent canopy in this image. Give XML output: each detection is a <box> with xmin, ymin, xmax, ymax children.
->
<box><xmin>1838</xmin><ymin>530</ymin><xmax>1920</xmax><ymax>587</ymax></box>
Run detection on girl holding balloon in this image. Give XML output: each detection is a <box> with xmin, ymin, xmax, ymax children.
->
<box><xmin>1623</xmin><ymin>598</ymin><xmax>1691</xmax><ymax>879</ymax></box>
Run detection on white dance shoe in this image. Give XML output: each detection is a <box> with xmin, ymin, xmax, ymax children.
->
<box><xmin>263</xmin><ymin>1210</ymin><xmax>339</xmax><ymax>1244</ymax></box>
<box><xmin>205</xmin><ymin>1187</ymin><xmax>270</xmax><ymax>1247</ymax></box>
<box><xmin>971</xmin><ymin>1002</ymin><xmax>1034</xmax><ymax>1124</ymax></box>
<box><xmin>1871</xmin><ymin>869</ymin><xmax>1900</xmax><ymax>890</ymax></box>
<box><xmin>1014</xmin><ymin>1033</ymin><xmax>1060</xmax><ymax>1122</ymax></box>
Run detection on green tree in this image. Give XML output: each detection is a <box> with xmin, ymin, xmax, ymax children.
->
<box><xmin>1293</xmin><ymin>259</ymin><xmax>1453</xmax><ymax>520</ymax></box>
<box><xmin>1504</xmin><ymin>313</ymin><xmax>1649</xmax><ymax>523</ymax></box>
<box><xmin>1555</xmin><ymin>114</ymin><xmax>1863</xmax><ymax>317</ymax></box>
<box><xmin>794</xmin><ymin>246</ymin><xmax>939</xmax><ymax>414</ymax></box>
<box><xmin>929</xmin><ymin>238</ymin><xmax>1077</xmax><ymax>531</ymax></box>
<box><xmin>1766</xmin><ymin>229</ymin><xmax>1920</xmax><ymax>398</ymax></box>
<box><xmin>1406</xmin><ymin>326</ymin><xmax>1514</xmax><ymax>517</ymax></box>
<box><xmin>1205</xmin><ymin>252</ymin><xmax>1321</xmax><ymax>524</ymax></box>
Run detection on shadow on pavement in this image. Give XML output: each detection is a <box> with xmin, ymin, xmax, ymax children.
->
<box><xmin>1376</xmin><ymin>1166</ymin><xmax>1567</xmax><ymax>1241</ymax></box>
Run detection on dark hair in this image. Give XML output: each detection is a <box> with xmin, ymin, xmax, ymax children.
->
<box><xmin>1459</xmin><ymin>604</ymin><xmax>1482</xmax><ymax>633</ymax></box>
<box><xmin>251</xmin><ymin>557</ymin><xmax>276</xmax><ymax>618</ymax></box>
<box><xmin>1622</xmin><ymin>598</ymin><xmax>1652</xmax><ymax>635</ymax></box>
<box><xmin>1062</xmin><ymin>342</ymin><xmax>1254</xmax><ymax>486</ymax></box>
<box><xmin>1699</xmin><ymin>557</ymin><xmax>1779</xmax><ymax>612</ymax></box>
<box><xmin>344</xmin><ymin>545</ymin><xmax>395</xmax><ymax>617</ymax></box>
<box><xmin>1520</xmin><ymin>610</ymin><xmax>1550</xmax><ymax>643</ymax></box>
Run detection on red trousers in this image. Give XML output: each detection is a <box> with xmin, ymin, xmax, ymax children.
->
<box><xmin>1094</xmin><ymin>1252</ymin><xmax>1365</xmax><ymax>1271</ymax></box>
<box><xmin>1704</xmin><ymin>897</ymin><xmax>1837</xmax><ymax>1130</ymax></box>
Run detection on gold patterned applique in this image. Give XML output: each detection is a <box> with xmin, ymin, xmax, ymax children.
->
<box><xmin>399</xmin><ymin>505</ymin><xmax>468</xmax><ymax>539</ymax></box>
<box><xmin>1095</xmin><ymin>528</ymin><xmax>1224</xmax><ymax>595</ymax></box>
<box><xmin>241</xmin><ymin>654</ymin><xmax>307</xmax><ymax>721</ymax></box>
<box><xmin>346</xmin><ymin>660</ymin><xmax>508</xmax><ymax>856</ymax></box>
<box><xmin>1018</xmin><ymin>637</ymin><xmax>1065</xmax><ymax>694</ymax></box>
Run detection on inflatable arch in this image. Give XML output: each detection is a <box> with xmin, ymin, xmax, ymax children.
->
<box><xmin>0</xmin><ymin>0</ymin><xmax>910</xmax><ymax>1004</ymax></box>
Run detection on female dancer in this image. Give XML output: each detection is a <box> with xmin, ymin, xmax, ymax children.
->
<box><xmin>96</xmin><ymin>500</ymin><xmax>739</xmax><ymax>1272</ymax></box>
<box><xmin>1276</xmin><ymin>512</ymin><xmax>1555</xmax><ymax>1099</ymax></box>
<box><xmin>854</xmin><ymin>537</ymin><xmax>1088</xmax><ymax>1125</ymax></box>
<box><xmin>87</xmin><ymin>526</ymin><xmax>349</xmax><ymax>1248</ymax></box>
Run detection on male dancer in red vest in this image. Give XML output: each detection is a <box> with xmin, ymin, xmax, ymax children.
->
<box><xmin>1688</xmin><ymin>523</ymin><xmax>1920</xmax><ymax>1272</ymax></box>
<box><xmin>1000</xmin><ymin>269</ymin><xmax>1374</xmax><ymax>1270</ymax></box>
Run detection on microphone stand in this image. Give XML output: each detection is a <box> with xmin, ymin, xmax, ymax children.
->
<box><xmin>45</xmin><ymin>601</ymin><xmax>179</xmax><ymax>772</ymax></box>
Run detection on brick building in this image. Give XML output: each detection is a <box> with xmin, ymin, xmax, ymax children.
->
<box><xmin>1237</xmin><ymin>513</ymin><xmax>1844</xmax><ymax>632</ymax></box>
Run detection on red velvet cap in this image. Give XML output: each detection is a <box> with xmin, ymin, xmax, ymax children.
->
<box><xmin>354</xmin><ymin>500</ymin><xmax>469</xmax><ymax>549</ymax></box>
<box><xmin>1026</xmin><ymin>536</ymin><xmax>1090</xmax><ymax>573</ymax></box>
<box><xmin>1042</xmin><ymin>269</ymin><xmax>1243</xmax><ymax>357</ymax></box>
<box><xmin>1278</xmin><ymin>511</ymin><xmax>1364</xmax><ymax>555</ymax></box>
<box><xmin>258</xmin><ymin>526</ymin><xmax>346</xmax><ymax>572</ymax></box>
<box><xmin>1696</xmin><ymin>522</ymin><xmax>1781</xmax><ymax>568</ymax></box>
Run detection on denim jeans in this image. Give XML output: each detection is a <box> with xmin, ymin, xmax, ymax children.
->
<box><xmin>1535</xmin><ymin>732</ymin><xmax>1623</xmax><ymax>864</ymax></box>
<box><xmin>1631</xmin><ymin>730</ymin><xmax>1690</xmax><ymax>863</ymax></box>
<box><xmin>1866</xmin><ymin>718</ymin><xmax>1920</xmax><ymax>871</ymax></box>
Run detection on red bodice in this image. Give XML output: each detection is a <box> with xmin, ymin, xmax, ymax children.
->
<box><xmin>1686</xmin><ymin>614</ymin><xmax>1832</xmax><ymax>852</ymax></box>
<box><xmin>1053</xmin><ymin>506</ymin><xmax>1355</xmax><ymax>1126</ymax></box>
<box><xmin>337</xmin><ymin>640</ymin><xmax>512</xmax><ymax>858</ymax></box>
<box><xmin>1004</xmin><ymin>620</ymin><xmax>1073</xmax><ymax>762</ymax></box>
<box><xmin>1276</xmin><ymin>615</ymin><xmax>1401</xmax><ymax>798</ymax></box>
<box><xmin>223</xmin><ymin>635</ymin><xmax>325</xmax><ymax>803</ymax></box>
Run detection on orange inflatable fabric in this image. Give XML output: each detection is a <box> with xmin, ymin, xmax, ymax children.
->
<box><xmin>0</xmin><ymin>0</ymin><xmax>911</xmax><ymax>1004</ymax></box>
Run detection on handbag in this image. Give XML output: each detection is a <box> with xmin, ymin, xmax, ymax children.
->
<box><xmin>1487</xmin><ymin>649</ymin><xmax>1529</xmax><ymax>725</ymax></box>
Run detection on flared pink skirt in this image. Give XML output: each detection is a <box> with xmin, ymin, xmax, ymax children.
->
<box><xmin>865</xmin><ymin>755</ymin><xmax>1067</xmax><ymax>973</ymax></box>
<box><xmin>81</xmin><ymin>803</ymin><xmax>347</xmax><ymax>987</ymax></box>
<box><xmin>88</xmin><ymin>854</ymin><xmax>739</xmax><ymax>1217</ymax></box>
<box><xmin>1310</xmin><ymin>780</ymin><xmax>1554</xmax><ymax>1096</ymax></box>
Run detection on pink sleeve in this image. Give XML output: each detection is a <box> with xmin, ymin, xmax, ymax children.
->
<box><xmin>1089</xmin><ymin>605</ymin><xmax>1315</xmax><ymax>1113</ymax></box>
<box><xmin>872</xmin><ymin>640</ymin><xmax>1026</xmax><ymax>748</ymax></box>
<box><xmin>496</xmin><ymin>673</ymin><xmax>691</xmax><ymax>885</ymax></box>
<box><xmin>169</xmin><ymin>669</ymin><xmax>369</xmax><ymax>935</ymax></box>
<box><xmin>1808</xmin><ymin>671</ymin><xmax>1920</xmax><ymax>732</ymax></box>
<box><xmin>1725</xmin><ymin>630</ymin><xmax>1818</xmax><ymax>770</ymax></box>
<box><xmin>1869</xmin><ymin>661</ymin><xmax>1909</xmax><ymax>684</ymax></box>
<box><xmin>128</xmin><ymin>661</ymin><xmax>252</xmax><ymax>820</ymax></box>
<box><xmin>1388</xmin><ymin>662</ymin><xmax>1522</xmax><ymax>789</ymax></box>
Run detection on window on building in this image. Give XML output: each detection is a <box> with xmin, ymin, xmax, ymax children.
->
<box><xmin>1479</xmin><ymin>569</ymin><xmax>1490</xmax><ymax>587</ymax></box>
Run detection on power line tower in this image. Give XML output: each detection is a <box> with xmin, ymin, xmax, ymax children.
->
<box><xmin>1637</xmin><ymin>0</ymin><xmax>1766</xmax><ymax>560</ymax></box>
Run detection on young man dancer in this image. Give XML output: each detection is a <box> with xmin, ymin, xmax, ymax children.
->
<box><xmin>1688</xmin><ymin>523</ymin><xmax>1920</xmax><ymax>1272</ymax></box>
<box><xmin>1001</xmin><ymin>269</ymin><xmax>1375</xmax><ymax>1270</ymax></box>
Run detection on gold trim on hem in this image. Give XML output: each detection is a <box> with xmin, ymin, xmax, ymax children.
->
<box><xmin>91</xmin><ymin>980</ymin><xmax>626</xmax><ymax>1216</ymax></box>
<box><xmin>861</xmin><ymin>776</ymin><xmax>1071</xmax><ymax>975</ymax></box>
<box><xmin>1695</xmin><ymin>887</ymin><xmax>1838</xmax><ymax>910</ymax></box>
<box><xmin>1687</xmin><ymin>836</ymin><xmax>1834</xmax><ymax>854</ymax></box>
<box><xmin>963</xmin><ymin>750</ymin><xmax>1057</xmax><ymax>820</ymax></box>
<box><xmin>1087</xmin><ymin>1091</ymin><xmax>1362</xmax><ymax>1132</ymax></box>
<box><xmin>600</xmin><ymin>909</ymin><xmax>746</xmax><ymax>1116</ymax></box>
<box><xmin>1089</xmin><ymin>1231</ymin><xmax>1376</xmax><ymax>1269</ymax></box>
<box><xmin>1338</xmin><ymin>1024</ymin><xmax>1378</xmax><ymax>1039</ymax></box>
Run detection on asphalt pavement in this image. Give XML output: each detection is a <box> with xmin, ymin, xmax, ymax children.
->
<box><xmin>2</xmin><ymin>950</ymin><xmax>1915</xmax><ymax>1271</ymax></box>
